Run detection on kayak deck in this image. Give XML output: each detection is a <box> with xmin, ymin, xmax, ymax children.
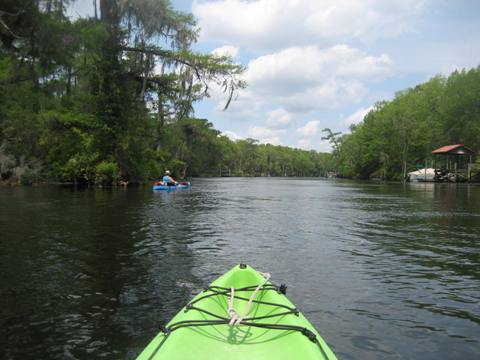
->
<box><xmin>136</xmin><ymin>264</ymin><xmax>337</xmax><ymax>359</ymax></box>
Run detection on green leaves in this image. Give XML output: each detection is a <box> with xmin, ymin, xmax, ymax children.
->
<box><xmin>157</xmin><ymin>118</ymin><xmax>333</xmax><ymax>178</ymax></box>
<box><xmin>335</xmin><ymin>67</ymin><xmax>480</xmax><ymax>180</ymax></box>
<box><xmin>0</xmin><ymin>0</ymin><xmax>328</xmax><ymax>185</ymax></box>
<box><xmin>94</xmin><ymin>160</ymin><xmax>119</xmax><ymax>185</ymax></box>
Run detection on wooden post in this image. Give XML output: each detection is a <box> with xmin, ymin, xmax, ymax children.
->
<box><xmin>469</xmin><ymin>155</ymin><xmax>472</xmax><ymax>182</ymax></box>
<box><xmin>425</xmin><ymin>158</ymin><xmax>427</xmax><ymax>181</ymax></box>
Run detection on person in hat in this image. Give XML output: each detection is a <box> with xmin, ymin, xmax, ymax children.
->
<box><xmin>162</xmin><ymin>170</ymin><xmax>178</xmax><ymax>186</ymax></box>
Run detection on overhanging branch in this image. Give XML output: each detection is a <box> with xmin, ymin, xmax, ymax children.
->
<box><xmin>121</xmin><ymin>45</ymin><xmax>246</xmax><ymax>110</ymax></box>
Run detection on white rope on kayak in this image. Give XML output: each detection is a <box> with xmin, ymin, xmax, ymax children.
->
<box><xmin>227</xmin><ymin>286</ymin><xmax>239</xmax><ymax>326</ymax></box>
<box><xmin>228</xmin><ymin>271</ymin><xmax>271</xmax><ymax>326</ymax></box>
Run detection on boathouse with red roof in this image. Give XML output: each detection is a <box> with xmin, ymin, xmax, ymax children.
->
<box><xmin>431</xmin><ymin>144</ymin><xmax>475</xmax><ymax>156</ymax></box>
<box><xmin>431</xmin><ymin>144</ymin><xmax>476</xmax><ymax>181</ymax></box>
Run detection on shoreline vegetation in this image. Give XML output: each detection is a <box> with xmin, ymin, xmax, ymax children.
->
<box><xmin>1</xmin><ymin>2</ymin><xmax>479</xmax><ymax>187</ymax></box>
<box><xmin>333</xmin><ymin>67</ymin><xmax>480</xmax><ymax>181</ymax></box>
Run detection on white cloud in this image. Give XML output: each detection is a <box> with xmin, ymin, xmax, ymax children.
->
<box><xmin>242</xmin><ymin>45</ymin><xmax>389</xmax><ymax>112</ymax></box>
<box><xmin>193</xmin><ymin>0</ymin><xmax>428</xmax><ymax>49</ymax></box>
<box><xmin>296</xmin><ymin>138</ymin><xmax>332</xmax><ymax>152</ymax></box>
<box><xmin>247</xmin><ymin>126</ymin><xmax>283</xmax><ymax>138</ymax></box>
<box><xmin>246</xmin><ymin>45</ymin><xmax>391</xmax><ymax>87</ymax></box>
<box><xmin>222</xmin><ymin>130</ymin><xmax>242</xmax><ymax>141</ymax></box>
<box><xmin>266</xmin><ymin>108</ymin><xmax>293</xmax><ymax>128</ymax></box>
<box><xmin>297</xmin><ymin>138</ymin><xmax>312</xmax><ymax>150</ymax></box>
<box><xmin>247</xmin><ymin>126</ymin><xmax>285</xmax><ymax>145</ymax></box>
<box><xmin>345</xmin><ymin>106</ymin><xmax>374</xmax><ymax>126</ymax></box>
<box><xmin>259</xmin><ymin>137</ymin><xmax>281</xmax><ymax>145</ymax></box>
<box><xmin>211</xmin><ymin>45</ymin><xmax>239</xmax><ymax>58</ymax></box>
<box><xmin>278</xmin><ymin>79</ymin><xmax>367</xmax><ymax>112</ymax></box>
<box><xmin>296</xmin><ymin>120</ymin><xmax>321</xmax><ymax>137</ymax></box>
<box><xmin>193</xmin><ymin>0</ymin><xmax>284</xmax><ymax>49</ymax></box>
<box><xmin>304</xmin><ymin>1</ymin><xmax>426</xmax><ymax>43</ymax></box>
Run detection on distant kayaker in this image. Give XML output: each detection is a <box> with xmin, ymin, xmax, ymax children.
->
<box><xmin>162</xmin><ymin>170</ymin><xmax>178</xmax><ymax>186</ymax></box>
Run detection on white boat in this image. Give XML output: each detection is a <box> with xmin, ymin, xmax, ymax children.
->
<box><xmin>408</xmin><ymin>168</ymin><xmax>436</xmax><ymax>182</ymax></box>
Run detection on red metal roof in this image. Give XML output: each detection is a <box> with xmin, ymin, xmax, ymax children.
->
<box><xmin>432</xmin><ymin>144</ymin><xmax>473</xmax><ymax>154</ymax></box>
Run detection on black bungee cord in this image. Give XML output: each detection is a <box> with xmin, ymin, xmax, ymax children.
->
<box><xmin>146</xmin><ymin>282</ymin><xmax>329</xmax><ymax>360</ymax></box>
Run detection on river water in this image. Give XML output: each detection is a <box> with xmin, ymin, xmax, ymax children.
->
<box><xmin>0</xmin><ymin>178</ymin><xmax>479</xmax><ymax>359</ymax></box>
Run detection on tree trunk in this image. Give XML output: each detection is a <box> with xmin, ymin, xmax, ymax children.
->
<box><xmin>66</xmin><ymin>66</ymin><xmax>72</xmax><ymax>95</ymax></box>
<box><xmin>139</xmin><ymin>54</ymin><xmax>150</xmax><ymax>100</ymax></box>
<box><xmin>93</xmin><ymin>0</ymin><xmax>98</xmax><ymax>19</ymax></box>
<box><xmin>402</xmin><ymin>135</ymin><xmax>409</xmax><ymax>181</ymax></box>
<box><xmin>98</xmin><ymin>0</ymin><xmax>122</xmax><ymax>157</ymax></box>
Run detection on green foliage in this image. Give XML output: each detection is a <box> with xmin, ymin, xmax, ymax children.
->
<box><xmin>0</xmin><ymin>0</ymin><xmax>248</xmax><ymax>185</ymax></box>
<box><xmin>94</xmin><ymin>161</ymin><xmax>119</xmax><ymax>185</ymax></box>
<box><xmin>157</xmin><ymin>119</ymin><xmax>333</xmax><ymax>178</ymax></box>
<box><xmin>334</xmin><ymin>68</ymin><xmax>480</xmax><ymax>180</ymax></box>
<box><xmin>2</xmin><ymin>1</ymin><xmax>477</xmax><ymax>185</ymax></box>
<box><xmin>19</xmin><ymin>167</ymin><xmax>42</xmax><ymax>186</ymax></box>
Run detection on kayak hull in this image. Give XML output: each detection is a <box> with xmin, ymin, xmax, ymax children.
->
<box><xmin>136</xmin><ymin>264</ymin><xmax>337</xmax><ymax>360</ymax></box>
<box><xmin>152</xmin><ymin>182</ymin><xmax>190</xmax><ymax>191</ymax></box>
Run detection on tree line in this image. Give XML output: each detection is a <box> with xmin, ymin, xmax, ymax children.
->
<box><xmin>0</xmin><ymin>0</ymin><xmax>334</xmax><ymax>185</ymax></box>
<box><xmin>2</xmin><ymin>2</ymin><xmax>478</xmax><ymax>185</ymax></box>
<box><xmin>331</xmin><ymin>67</ymin><xmax>480</xmax><ymax>180</ymax></box>
<box><xmin>160</xmin><ymin>118</ymin><xmax>335</xmax><ymax>178</ymax></box>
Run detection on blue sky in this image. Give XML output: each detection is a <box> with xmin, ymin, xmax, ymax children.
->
<box><xmin>71</xmin><ymin>0</ymin><xmax>480</xmax><ymax>152</ymax></box>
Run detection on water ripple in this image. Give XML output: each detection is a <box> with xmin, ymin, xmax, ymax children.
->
<box><xmin>0</xmin><ymin>180</ymin><xmax>479</xmax><ymax>359</ymax></box>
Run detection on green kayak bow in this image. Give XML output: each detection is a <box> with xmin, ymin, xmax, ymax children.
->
<box><xmin>136</xmin><ymin>264</ymin><xmax>337</xmax><ymax>360</ymax></box>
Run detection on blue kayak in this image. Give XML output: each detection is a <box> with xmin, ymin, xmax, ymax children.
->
<box><xmin>153</xmin><ymin>182</ymin><xmax>190</xmax><ymax>191</ymax></box>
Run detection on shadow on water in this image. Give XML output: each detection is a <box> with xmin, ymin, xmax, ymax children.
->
<box><xmin>0</xmin><ymin>187</ymin><xmax>203</xmax><ymax>359</ymax></box>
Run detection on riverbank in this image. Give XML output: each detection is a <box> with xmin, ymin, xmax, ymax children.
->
<box><xmin>4</xmin><ymin>175</ymin><xmax>480</xmax><ymax>188</ymax></box>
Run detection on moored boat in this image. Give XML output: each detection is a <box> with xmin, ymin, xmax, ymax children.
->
<box><xmin>407</xmin><ymin>168</ymin><xmax>435</xmax><ymax>182</ymax></box>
